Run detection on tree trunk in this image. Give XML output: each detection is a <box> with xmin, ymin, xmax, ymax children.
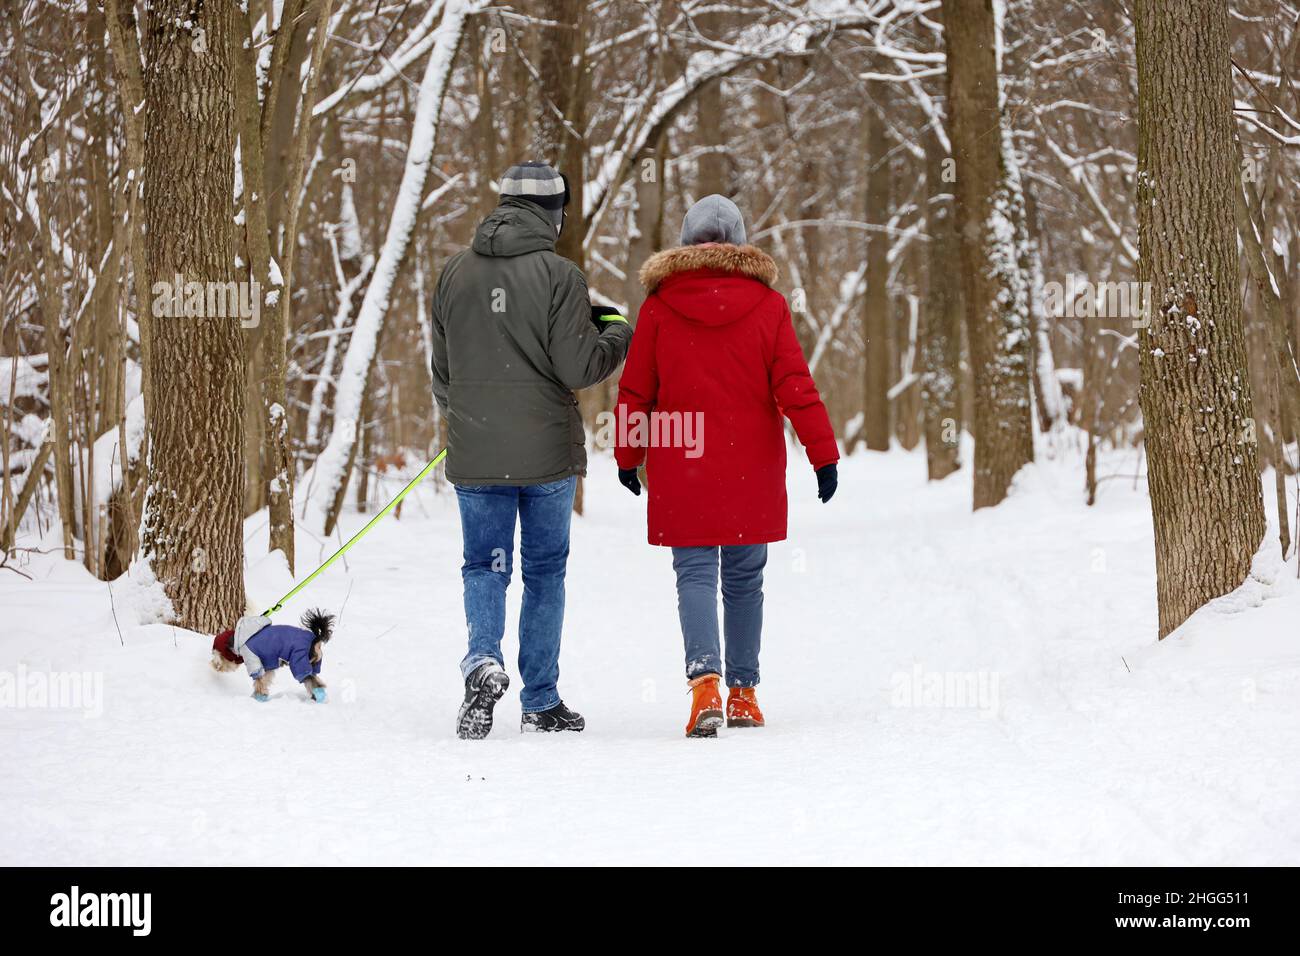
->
<box><xmin>140</xmin><ymin>0</ymin><xmax>247</xmax><ymax>632</ymax></box>
<box><xmin>1234</xmin><ymin>139</ymin><xmax>1300</xmax><ymax>437</ymax></box>
<box><xmin>471</xmin><ymin>17</ymin><xmax>499</xmax><ymax>221</ymax></box>
<box><xmin>861</xmin><ymin>96</ymin><xmax>891</xmax><ymax>451</ymax></box>
<box><xmin>1024</xmin><ymin>186</ymin><xmax>1064</xmax><ymax>433</ymax></box>
<box><xmin>260</xmin><ymin>0</ymin><xmax>309</xmax><ymax>241</ymax></box>
<box><xmin>899</xmin><ymin>228</ymin><xmax>925</xmax><ymax>451</ymax></box>
<box><xmin>8</xmin><ymin>5</ymin><xmax>78</xmax><ymax>559</ymax></box>
<box><xmin>242</xmin><ymin>346</ymin><xmax>265</xmax><ymax>518</ymax></box>
<box><xmin>532</xmin><ymin>0</ymin><xmax>592</xmax><ymax>513</ymax></box>
<box><xmin>1080</xmin><ymin>240</ymin><xmax>1102</xmax><ymax>506</ymax></box>
<box><xmin>232</xmin><ymin>1</ymin><xmax>317</xmax><ymax>571</ymax></box>
<box><xmin>696</xmin><ymin>80</ymin><xmax>727</xmax><ymax>198</ymax></box>
<box><xmin>921</xmin><ymin>124</ymin><xmax>963</xmax><ymax>480</ymax></box>
<box><xmin>940</xmin><ymin>0</ymin><xmax>1035</xmax><ymax>508</ymax></box>
<box><xmin>695</xmin><ymin>7</ymin><xmax>729</xmax><ymax>198</ymax></box>
<box><xmin>1135</xmin><ymin>0</ymin><xmax>1266</xmax><ymax>637</ymax></box>
<box><xmin>0</xmin><ymin>441</ymin><xmax>52</xmax><ymax>552</ymax></box>
<box><xmin>104</xmin><ymin>0</ymin><xmax>154</xmax><ymax>421</ymax></box>
<box><xmin>35</xmin><ymin>178</ymin><xmax>77</xmax><ymax>560</ymax></box>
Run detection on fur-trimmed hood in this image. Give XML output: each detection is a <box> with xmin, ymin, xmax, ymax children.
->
<box><xmin>639</xmin><ymin>243</ymin><xmax>778</xmax><ymax>293</ymax></box>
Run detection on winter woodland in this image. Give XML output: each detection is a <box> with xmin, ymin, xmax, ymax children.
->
<box><xmin>1</xmin><ymin>0</ymin><xmax>1299</xmax><ymax>865</ymax></box>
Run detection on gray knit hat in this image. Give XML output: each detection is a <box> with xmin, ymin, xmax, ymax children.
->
<box><xmin>680</xmin><ymin>194</ymin><xmax>746</xmax><ymax>245</ymax></box>
<box><xmin>499</xmin><ymin>161</ymin><xmax>569</xmax><ymax>233</ymax></box>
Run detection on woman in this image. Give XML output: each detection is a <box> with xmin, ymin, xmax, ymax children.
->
<box><xmin>614</xmin><ymin>195</ymin><xmax>839</xmax><ymax>737</ymax></box>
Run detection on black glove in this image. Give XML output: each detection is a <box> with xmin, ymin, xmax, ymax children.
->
<box><xmin>590</xmin><ymin>304</ymin><xmax>625</xmax><ymax>331</ymax></box>
<box><xmin>618</xmin><ymin>467</ymin><xmax>642</xmax><ymax>496</ymax></box>
<box><xmin>816</xmin><ymin>463</ymin><xmax>837</xmax><ymax>503</ymax></box>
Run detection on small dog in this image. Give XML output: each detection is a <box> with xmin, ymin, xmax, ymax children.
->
<box><xmin>211</xmin><ymin>609</ymin><xmax>334</xmax><ymax>702</ymax></box>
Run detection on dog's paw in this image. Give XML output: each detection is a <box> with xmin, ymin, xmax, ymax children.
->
<box><xmin>311</xmin><ymin>687</ymin><xmax>327</xmax><ymax>703</ymax></box>
<box><xmin>253</xmin><ymin>692</ymin><xmax>270</xmax><ymax>702</ymax></box>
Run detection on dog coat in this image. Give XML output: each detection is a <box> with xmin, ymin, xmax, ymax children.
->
<box><xmin>212</xmin><ymin>616</ymin><xmax>273</xmax><ymax>678</ymax></box>
<box><xmin>242</xmin><ymin>624</ymin><xmax>324</xmax><ymax>683</ymax></box>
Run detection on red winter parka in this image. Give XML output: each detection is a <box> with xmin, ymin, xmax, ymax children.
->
<box><xmin>614</xmin><ymin>243</ymin><xmax>839</xmax><ymax>547</ymax></box>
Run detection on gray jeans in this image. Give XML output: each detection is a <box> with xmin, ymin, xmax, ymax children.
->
<box><xmin>671</xmin><ymin>544</ymin><xmax>767</xmax><ymax>687</ymax></box>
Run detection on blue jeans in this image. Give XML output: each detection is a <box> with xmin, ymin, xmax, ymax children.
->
<box><xmin>671</xmin><ymin>544</ymin><xmax>767</xmax><ymax>687</ymax></box>
<box><xmin>456</xmin><ymin>476</ymin><xmax>576</xmax><ymax>713</ymax></box>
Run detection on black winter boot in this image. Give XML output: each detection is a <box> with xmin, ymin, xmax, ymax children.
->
<box><xmin>520</xmin><ymin>701</ymin><xmax>585</xmax><ymax>733</ymax></box>
<box><xmin>456</xmin><ymin>662</ymin><xmax>510</xmax><ymax>740</ymax></box>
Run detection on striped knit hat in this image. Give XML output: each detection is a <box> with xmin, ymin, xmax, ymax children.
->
<box><xmin>499</xmin><ymin>161</ymin><xmax>570</xmax><ymax>233</ymax></box>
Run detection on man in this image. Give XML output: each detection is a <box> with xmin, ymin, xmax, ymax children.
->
<box><xmin>430</xmin><ymin>162</ymin><xmax>632</xmax><ymax>739</ymax></box>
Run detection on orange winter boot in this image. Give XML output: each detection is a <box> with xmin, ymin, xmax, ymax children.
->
<box><xmin>726</xmin><ymin>687</ymin><xmax>765</xmax><ymax>728</ymax></box>
<box><xmin>685</xmin><ymin>675</ymin><xmax>724</xmax><ymax>738</ymax></box>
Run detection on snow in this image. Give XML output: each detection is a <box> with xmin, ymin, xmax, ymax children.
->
<box><xmin>2</xmin><ymin>445</ymin><xmax>1298</xmax><ymax>865</ymax></box>
<box><xmin>109</xmin><ymin>558</ymin><xmax>174</xmax><ymax>627</ymax></box>
<box><xmin>336</xmin><ymin>183</ymin><xmax>362</xmax><ymax>261</ymax></box>
<box><xmin>991</xmin><ymin>0</ymin><xmax>1007</xmax><ymax>74</ymax></box>
<box><xmin>1</xmin><ymin>354</ymin><xmax>48</xmax><ymax>403</ymax></box>
<box><xmin>64</xmin><ymin>395</ymin><xmax>148</xmax><ymax>531</ymax></box>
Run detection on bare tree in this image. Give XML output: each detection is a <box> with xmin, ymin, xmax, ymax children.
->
<box><xmin>920</xmin><ymin>116</ymin><xmax>962</xmax><ymax>481</ymax></box>
<box><xmin>941</xmin><ymin>0</ymin><xmax>1035</xmax><ymax>508</ymax></box>
<box><xmin>139</xmin><ymin>0</ymin><xmax>246</xmax><ymax>631</ymax></box>
<box><xmin>860</xmin><ymin>93</ymin><xmax>892</xmax><ymax>452</ymax></box>
<box><xmin>1135</xmin><ymin>0</ymin><xmax>1266</xmax><ymax>637</ymax></box>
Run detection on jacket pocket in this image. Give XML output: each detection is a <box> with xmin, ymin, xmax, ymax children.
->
<box><xmin>567</xmin><ymin>395</ymin><xmax>585</xmax><ymax>445</ymax></box>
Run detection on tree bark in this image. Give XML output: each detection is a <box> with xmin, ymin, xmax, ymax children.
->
<box><xmin>1024</xmin><ymin>185</ymin><xmax>1064</xmax><ymax>432</ymax></box>
<box><xmin>861</xmin><ymin>95</ymin><xmax>892</xmax><ymax>452</ymax></box>
<box><xmin>0</xmin><ymin>442</ymin><xmax>52</xmax><ymax>552</ymax></box>
<box><xmin>921</xmin><ymin>124</ymin><xmax>963</xmax><ymax>481</ymax></box>
<box><xmin>265</xmin><ymin>0</ymin><xmax>335</xmax><ymax>569</ymax></box>
<box><xmin>6</xmin><ymin>2</ymin><xmax>77</xmax><ymax>559</ymax></box>
<box><xmin>1234</xmin><ymin>139</ymin><xmax>1300</xmax><ymax>437</ymax></box>
<box><xmin>104</xmin><ymin>0</ymin><xmax>154</xmax><ymax>421</ymax></box>
<box><xmin>470</xmin><ymin>17</ymin><xmax>499</xmax><ymax>222</ymax></box>
<box><xmin>532</xmin><ymin>0</ymin><xmax>592</xmax><ymax>513</ymax></box>
<box><xmin>940</xmin><ymin>0</ymin><xmax>1036</xmax><ymax>508</ymax></box>
<box><xmin>34</xmin><ymin>164</ymin><xmax>77</xmax><ymax>560</ymax></box>
<box><xmin>696</xmin><ymin>82</ymin><xmax>727</xmax><ymax>197</ymax></box>
<box><xmin>140</xmin><ymin>0</ymin><xmax>247</xmax><ymax>631</ymax></box>
<box><xmin>695</xmin><ymin>6</ymin><xmax>729</xmax><ymax>198</ymax></box>
<box><xmin>1135</xmin><ymin>0</ymin><xmax>1266</xmax><ymax>637</ymax></box>
<box><xmin>624</xmin><ymin>138</ymin><xmax>665</xmax><ymax>323</ymax></box>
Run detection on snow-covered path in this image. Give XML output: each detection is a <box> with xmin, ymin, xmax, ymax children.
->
<box><xmin>3</xmin><ymin>446</ymin><xmax>1298</xmax><ymax>865</ymax></box>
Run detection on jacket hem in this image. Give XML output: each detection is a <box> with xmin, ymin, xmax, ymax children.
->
<box><xmin>649</xmin><ymin>532</ymin><xmax>786</xmax><ymax>547</ymax></box>
<box><xmin>448</xmin><ymin>466</ymin><xmax>584</xmax><ymax>487</ymax></box>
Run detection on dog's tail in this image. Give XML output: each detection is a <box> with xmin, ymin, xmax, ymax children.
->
<box><xmin>301</xmin><ymin>608</ymin><xmax>335</xmax><ymax>644</ymax></box>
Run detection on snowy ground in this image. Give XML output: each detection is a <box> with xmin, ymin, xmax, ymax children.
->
<box><xmin>2</xmin><ymin>441</ymin><xmax>1298</xmax><ymax>865</ymax></box>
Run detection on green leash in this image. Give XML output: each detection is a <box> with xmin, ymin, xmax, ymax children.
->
<box><xmin>261</xmin><ymin>448</ymin><xmax>447</xmax><ymax>617</ymax></box>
